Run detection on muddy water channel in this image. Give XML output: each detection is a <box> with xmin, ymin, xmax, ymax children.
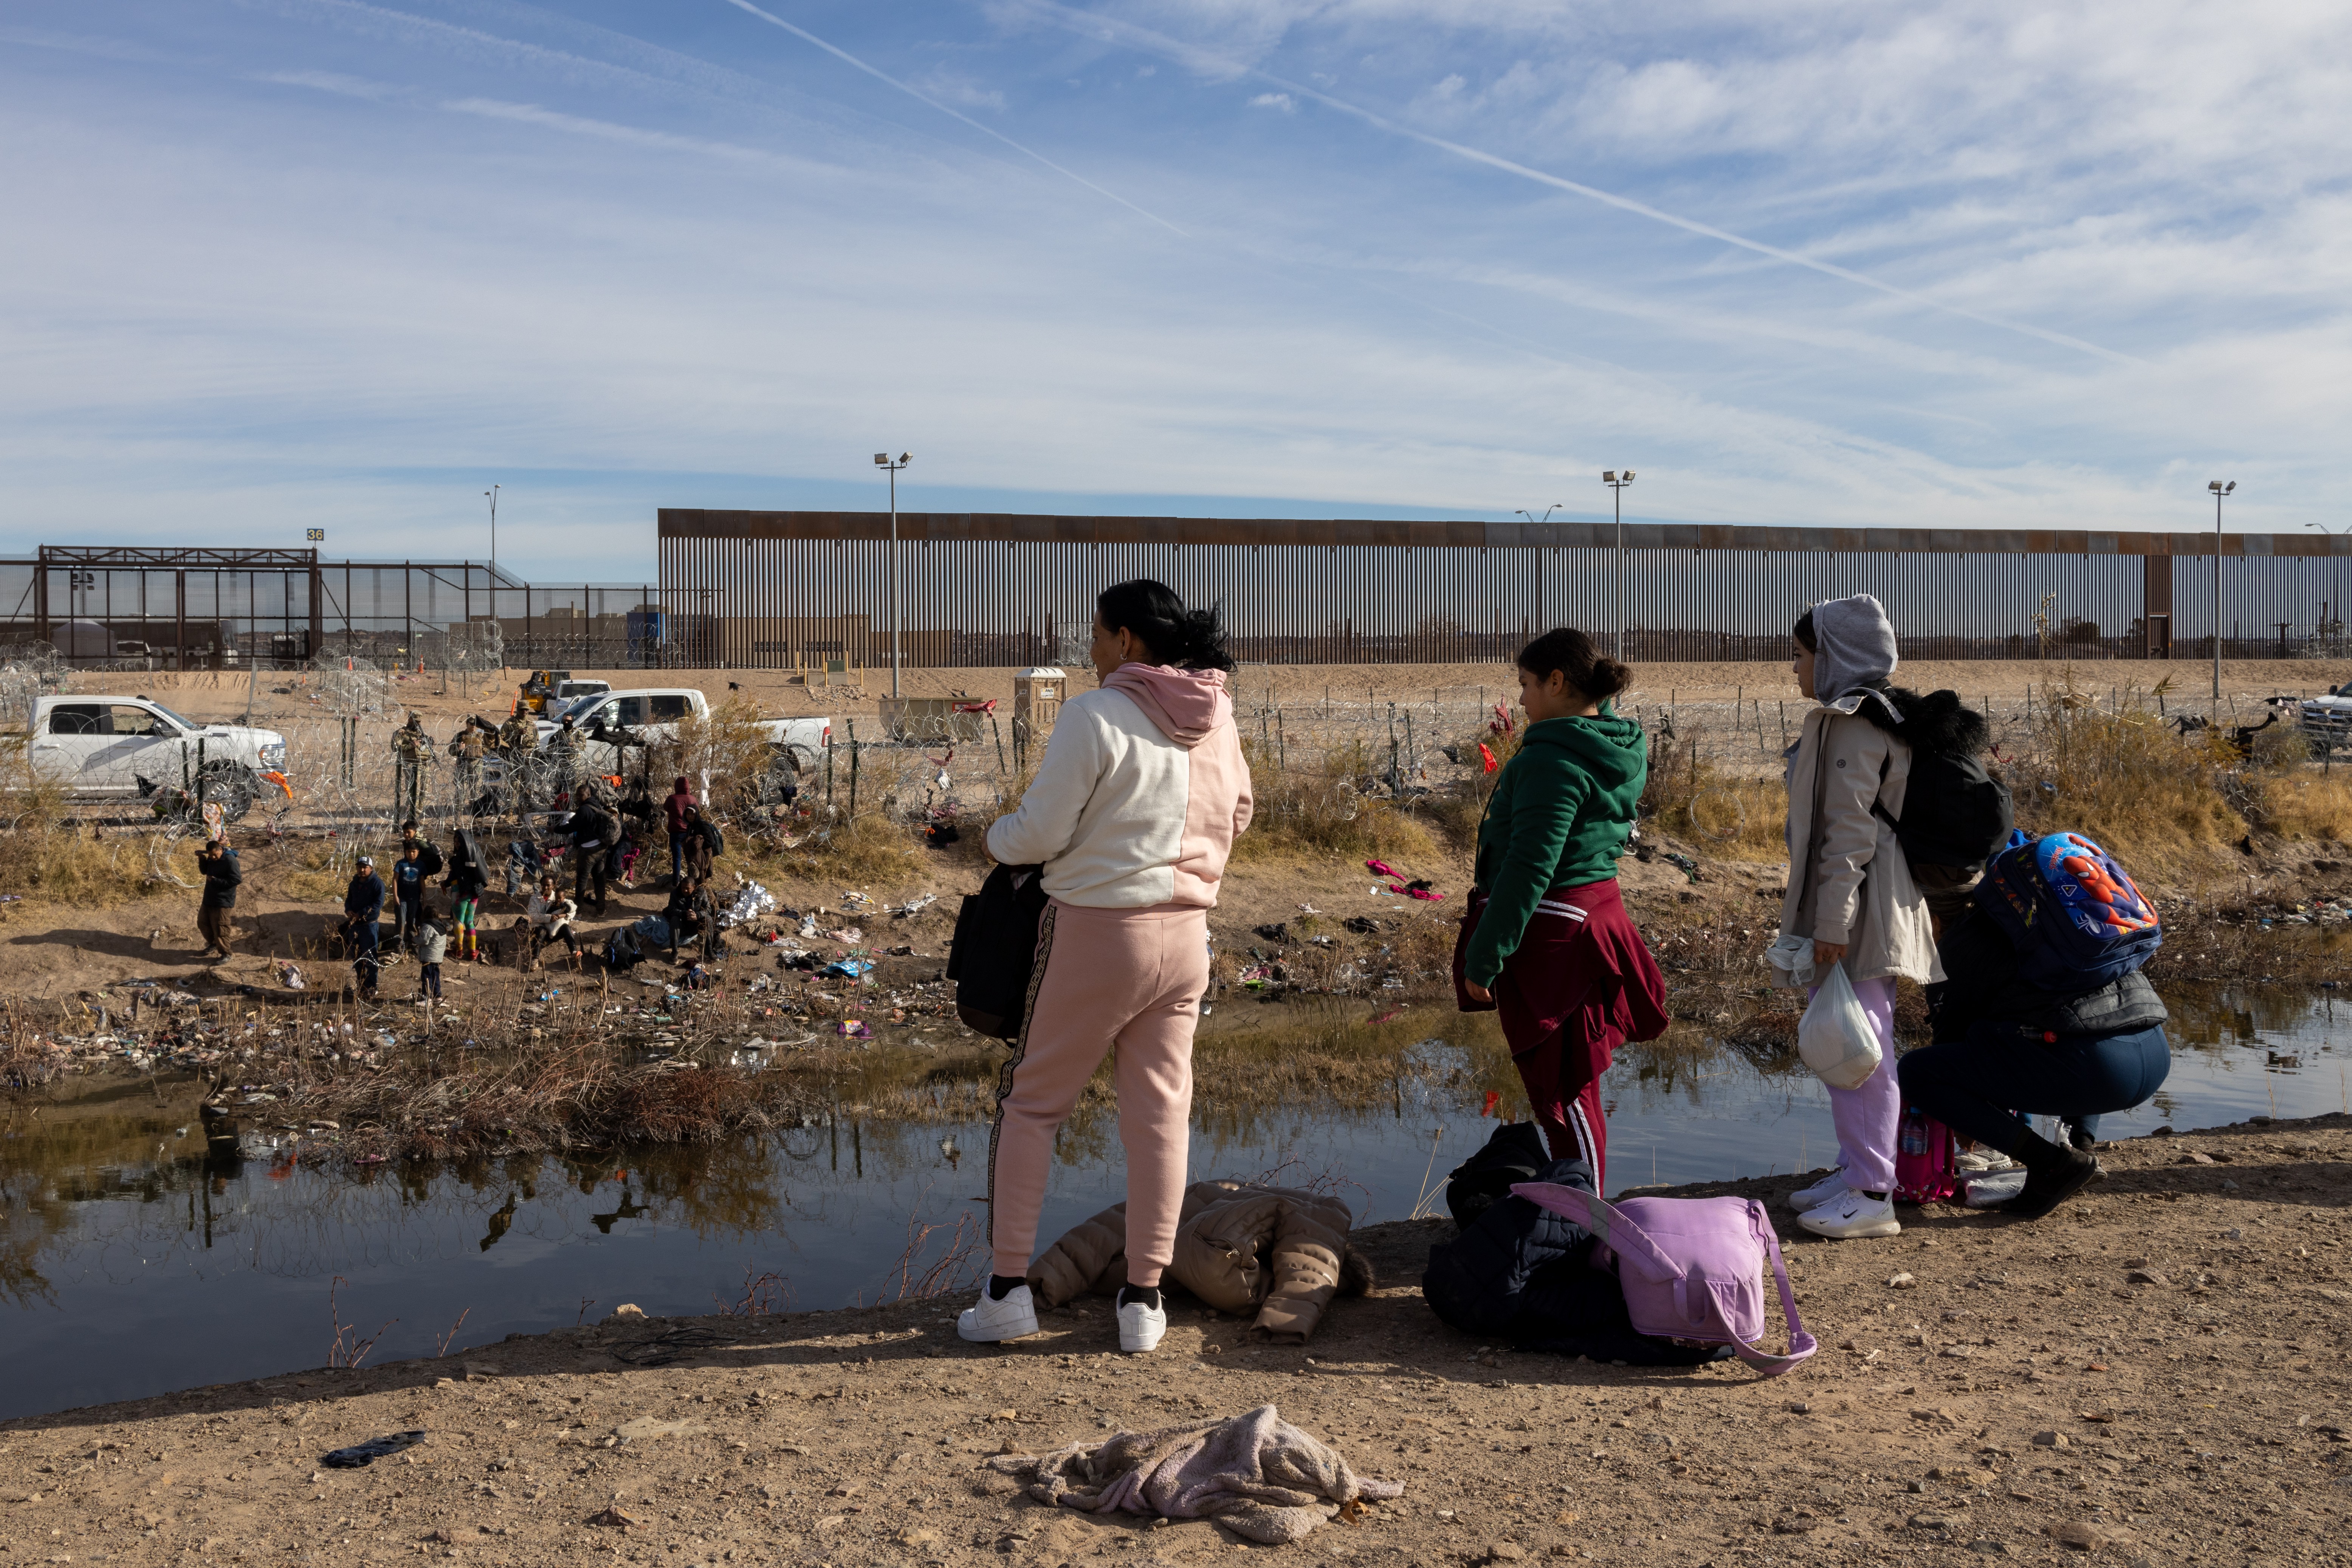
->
<box><xmin>4</xmin><ymin>985</ymin><xmax>2345</xmax><ymax>1420</ymax></box>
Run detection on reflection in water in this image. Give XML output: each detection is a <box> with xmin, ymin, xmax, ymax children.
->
<box><xmin>0</xmin><ymin>984</ymin><xmax>2341</xmax><ymax>1419</ymax></box>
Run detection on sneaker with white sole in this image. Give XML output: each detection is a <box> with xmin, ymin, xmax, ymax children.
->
<box><xmin>956</xmin><ymin>1283</ymin><xmax>1038</xmax><ymax>1343</ymax></box>
<box><xmin>1788</xmin><ymin>1168</ymin><xmax>1851</xmax><ymax>1211</ymax></box>
<box><xmin>1797</xmin><ymin>1188</ymin><xmax>1900</xmax><ymax>1240</ymax></box>
<box><xmin>1117</xmin><ymin>1295</ymin><xmax>1167</xmax><ymax>1354</ymax></box>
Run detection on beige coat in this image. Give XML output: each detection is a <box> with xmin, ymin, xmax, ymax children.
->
<box><xmin>1776</xmin><ymin>703</ymin><xmax>1941</xmax><ymax>986</ymax></box>
<box><xmin>1026</xmin><ymin>1181</ymin><xmax>1370</xmax><ymax>1343</ymax></box>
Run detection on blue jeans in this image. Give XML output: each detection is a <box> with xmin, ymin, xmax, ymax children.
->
<box><xmin>669</xmin><ymin>830</ymin><xmax>688</xmax><ymax>882</ymax></box>
<box><xmin>1896</xmin><ymin>1021</ymin><xmax>2172</xmax><ymax>1157</ymax></box>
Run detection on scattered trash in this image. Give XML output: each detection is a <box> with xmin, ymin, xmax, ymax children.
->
<box><xmin>1252</xmin><ymin>923</ymin><xmax>1290</xmax><ymax>945</ymax></box>
<box><xmin>820</xmin><ymin>958</ymin><xmax>874</xmax><ymax>979</ymax></box>
<box><xmin>837</xmin><ymin>1020</ymin><xmax>871</xmax><ymax>1039</ymax></box>
<box><xmin>717</xmin><ymin>880</ymin><xmax>776</xmax><ymax>931</ymax></box>
<box><xmin>828</xmin><ymin>926</ymin><xmax>863</xmax><ymax>942</ymax></box>
<box><xmin>277</xmin><ymin>962</ymin><xmax>306</xmax><ymax>990</ymax></box>
<box><xmin>322</xmin><ymin>1430</ymin><xmax>428</xmax><ymax>1469</ymax></box>
<box><xmin>1342</xmin><ymin>917</ymin><xmax>1381</xmax><ymax>936</ymax></box>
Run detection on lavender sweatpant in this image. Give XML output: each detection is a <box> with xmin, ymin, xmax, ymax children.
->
<box><xmin>985</xmin><ymin>900</ymin><xmax>1209</xmax><ymax>1284</ymax></box>
<box><xmin>1821</xmin><ymin>973</ymin><xmax>1901</xmax><ymax>1195</ymax></box>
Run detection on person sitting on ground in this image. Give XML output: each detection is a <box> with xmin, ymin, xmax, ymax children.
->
<box><xmin>1896</xmin><ymin>906</ymin><xmax>2171</xmax><ymax>1220</ymax></box>
<box><xmin>525</xmin><ymin>875</ymin><xmax>581</xmax><ymax>968</ymax></box>
<box><xmin>680</xmin><ymin>957</ymin><xmax>713</xmax><ymax>990</ymax></box>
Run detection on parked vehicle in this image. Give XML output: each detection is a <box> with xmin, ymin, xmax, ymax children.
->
<box><xmin>537</xmin><ymin>688</ymin><xmax>830</xmax><ymax>784</ymax></box>
<box><xmin>26</xmin><ymin>695</ymin><xmax>287</xmax><ymax>820</ymax></box>
<box><xmin>2299</xmin><ymin>678</ymin><xmax>2352</xmax><ymax>755</ymax></box>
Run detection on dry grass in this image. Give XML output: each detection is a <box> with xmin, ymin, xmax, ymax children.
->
<box><xmin>1638</xmin><ymin>725</ymin><xmax>1787</xmax><ymax>857</ymax></box>
<box><xmin>755</xmin><ymin>810</ymin><xmax>929</xmax><ymax>887</ymax></box>
<box><xmin>0</xmin><ymin>767</ymin><xmax>174</xmax><ymax>906</ymax></box>
<box><xmin>2013</xmin><ymin>700</ymin><xmax>2247</xmax><ymax>874</ymax></box>
<box><xmin>2254</xmin><ymin>772</ymin><xmax>2352</xmax><ymax>845</ymax></box>
<box><xmin>1229</xmin><ymin>738</ymin><xmax>1438</xmax><ymax>863</ymax></box>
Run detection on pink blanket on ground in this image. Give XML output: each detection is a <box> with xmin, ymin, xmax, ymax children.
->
<box><xmin>984</xmin><ymin>1403</ymin><xmax>1404</xmax><ymax>1545</ymax></box>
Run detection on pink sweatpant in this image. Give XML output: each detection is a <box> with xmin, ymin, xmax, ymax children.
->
<box><xmin>986</xmin><ymin>900</ymin><xmax>1209</xmax><ymax>1285</ymax></box>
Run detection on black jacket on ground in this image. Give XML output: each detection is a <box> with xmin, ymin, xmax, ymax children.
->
<box><xmin>1927</xmin><ymin>909</ymin><xmax>2168</xmax><ymax>1041</ymax></box>
<box><xmin>1422</xmin><ymin>1156</ymin><xmax>1726</xmax><ymax>1367</ymax></box>
<box><xmin>198</xmin><ymin>847</ymin><xmax>242</xmax><ymax>910</ymax></box>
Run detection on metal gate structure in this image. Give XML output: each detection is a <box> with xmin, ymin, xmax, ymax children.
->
<box><xmin>0</xmin><ymin>550</ymin><xmax>665</xmax><ymax>671</ymax></box>
<box><xmin>658</xmin><ymin>511</ymin><xmax>2352</xmax><ymax>668</ymax></box>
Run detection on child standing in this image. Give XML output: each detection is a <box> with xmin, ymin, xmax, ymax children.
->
<box><xmin>392</xmin><ymin>842</ymin><xmax>426</xmax><ymax>947</ymax></box>
<box><xmin>415</xmin><ymin>917</ymin><xmax>448</xmax><ymax>1001</ymax></box>
<box><xmin>1776</xmin><ymin>596</ymin><xmax>1942</xmax><ymax>1241</ymax></box>
<box><xmin>1454</xmin><ymin>627</ymin><xmax>1667</xmax><ymax>1187</ymax></box>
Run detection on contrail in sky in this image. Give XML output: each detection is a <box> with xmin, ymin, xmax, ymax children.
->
<box><xmin>716</xmin><ymin>0</ymin><xmax>1187</xmax><ymax>236</ymax></box>
<box><xmin>1030</xmin><ymin>2</ymin><xmax>2140</xmax><ymax>366</ymax></box>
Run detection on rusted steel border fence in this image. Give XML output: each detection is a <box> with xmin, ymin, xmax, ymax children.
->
<box><xmin>659</xmin><ymin>511</ymin><xmax>2352</xmax><ymax>668</ymax></box>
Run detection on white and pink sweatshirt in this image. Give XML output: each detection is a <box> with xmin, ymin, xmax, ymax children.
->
<box><xmin>984</xmin><ymin>663</ymin><xmax>1254</xmax><ymax>908</ymax></box>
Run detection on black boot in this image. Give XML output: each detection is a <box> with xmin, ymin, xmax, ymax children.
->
<box><xmin>2000</xmin><ymin>1131</ymin><xmax>2102</xmax><ymax>1220</ymax></box>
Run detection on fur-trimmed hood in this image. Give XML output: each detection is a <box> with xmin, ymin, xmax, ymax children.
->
<box><xmin>1852</xmin><ymin>685</ymin><xmax>1990</xmax><ymax>758</ymax></box>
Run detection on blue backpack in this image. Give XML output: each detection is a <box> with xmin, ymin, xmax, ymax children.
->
<box><xmin>1974</xmin><ymin>829</ymin><xmax>2161</xmax><ymax>990</ymax></box>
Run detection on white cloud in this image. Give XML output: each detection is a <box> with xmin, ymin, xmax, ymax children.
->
<box><xmin>1248</xmin><ymin>90</ymin><xmax>1295</xmax><ymax>111</ymax></box>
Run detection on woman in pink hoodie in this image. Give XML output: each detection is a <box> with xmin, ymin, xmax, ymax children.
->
<box><xmin>960</xmin><ymin>580</ymin><xmax>1253</xmax><ymax>1356</ymax></box>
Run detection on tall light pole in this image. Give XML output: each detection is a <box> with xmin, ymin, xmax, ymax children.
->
<box><xmin>2208</xmin><ymin>480</ymin><xmax>2235</xmax><ymax>701</ymax></box>
<box><xmin>874</xmin><ymin>452</ymin><xmax>911</xmax><ymax>699</ymax></box>
<box><xmin>484</xmin><ymin>484</ymin><xmax>500</xmax><ymax>609</ymax></box>
<box><xmin>1603</xmin><ymin>470</ymin><xmax>1636</xmax><ymax>658</ymax></box>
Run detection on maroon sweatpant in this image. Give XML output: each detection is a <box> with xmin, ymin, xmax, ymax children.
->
<box><xmin>1454</xmin><ymin>878</ymin><xmax>1670</xmax><ymax>1193</ymax></box>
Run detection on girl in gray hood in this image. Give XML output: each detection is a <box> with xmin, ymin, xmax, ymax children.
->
<box><xmin>1776</xmin><ymin>595</ymin><xmax>1941</xmax><ymax>1241</ymax></box>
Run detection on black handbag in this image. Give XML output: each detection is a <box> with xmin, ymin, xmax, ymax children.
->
<box><xmin>947</xmin><ymin>863</ymin><xmax>1051</xmax><ymax>1040</ymax></box>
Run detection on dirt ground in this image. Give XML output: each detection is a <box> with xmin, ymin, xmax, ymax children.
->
<box><xmin>4</xmin><ymin>1113</ymin><xmax>2345</xmax><ymax>1567</ymax></box>
<box><xmin>111</xmin><ymin>658</ymin><xmax>2352</xmax><ymax>731</ymax></box>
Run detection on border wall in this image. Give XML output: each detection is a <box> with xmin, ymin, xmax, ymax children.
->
<box><xmin>659</xmin><ymin>511</ymin><xmax>2352</xmax><ymax>668</ymax></box>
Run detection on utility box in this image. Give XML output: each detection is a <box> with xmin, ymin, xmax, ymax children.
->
<box><xmin>1014</xmin><ymin>668</ymin><xmax>1067</xmax><ymax>733</ymax></box>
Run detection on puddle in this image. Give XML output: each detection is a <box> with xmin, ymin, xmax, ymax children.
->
<box><xmin>2</xmin><ymin>983</ymin><xmax>2343</xmax><ymax>1420</ymax></box>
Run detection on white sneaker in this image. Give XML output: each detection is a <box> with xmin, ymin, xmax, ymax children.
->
<box><xmin>957</xmin><ymin>1284</ymin><xmax>1038</xmax><ymax>1343</ymax></box>
<box><xmin>1788</xmin><ymin>1168</ymin><xmax>1850</xmax><ymax>1210</ymax></box>
<box><xmin>1117</xmin><ymin>1295</ymin><xmax>1167</xmax><ymax>1354</ymax></box>
<box><xmin>1797</xmin><ymin>1189</ymin><xmax>1901</xmax><ymax>1240</ymax></box>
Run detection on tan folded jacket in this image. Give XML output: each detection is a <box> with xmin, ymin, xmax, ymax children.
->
<box><xmin>1026</xmin><ymin>1181</ymin><xmax>1370</xmax><ymax>1343</ymax></box>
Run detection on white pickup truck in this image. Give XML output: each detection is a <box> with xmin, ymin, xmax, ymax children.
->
<box><xmin>2299</xmin><ymin>677</ymin><xmax>2352</xmax><ymax>755</ymax></box>
<box><xmin>536</xmin><ymin>688</ymin><xmax>831</xmax><ymax>776</ymax></box>
<box><xmin>26</xmin><ymin>694</ymin><xmax>287</xmax><ymax>819</ymax></box>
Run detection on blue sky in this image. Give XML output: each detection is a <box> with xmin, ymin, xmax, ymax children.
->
<box><xmin>3</xmin><ymin>0</ymin><xmax>2346</xmax><ymax>579</ymax></box>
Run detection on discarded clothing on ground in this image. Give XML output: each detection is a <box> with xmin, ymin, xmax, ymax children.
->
<box><xmin>322</xmin><ymin>1430</ymin><xmax>427</xmax><ymax>1468</ymax></box>
<box><xmin>1027</xmin><ymin>1181</ymin><xmax>1371</xmax><ymax>1343</ymax></box>
<box><xmin>1422</xmin><ymin>1155</ymin><xmax>1729</xmax><ymax>1367</ymax></box>
<box><xmin>986</xmin><ymin>1403</ymin><xmax>1402</xmax><ymax>1545</ymax></box>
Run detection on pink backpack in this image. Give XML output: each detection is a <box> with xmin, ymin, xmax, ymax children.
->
<box><xmin>1894</xmin><ymin>1106</ymin><xmax>1957</xmax><ymax>1203</ymax></box>
<box><xmin>1511</xmin><ymin>1184</ymin><xmax>1817</xmax><ymax>1376</ymax></box>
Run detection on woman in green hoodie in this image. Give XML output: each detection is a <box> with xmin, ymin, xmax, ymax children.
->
<box><xmin>1453</xmin><ymin>628</ymin><xmax>1668</xmax><ymax>1190</ymax></box>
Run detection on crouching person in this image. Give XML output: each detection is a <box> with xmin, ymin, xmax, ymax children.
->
<box><xmin>1896</xmin><ymin>909</ymin><xmax>2169</xmax><ymax>1220</ymax></box>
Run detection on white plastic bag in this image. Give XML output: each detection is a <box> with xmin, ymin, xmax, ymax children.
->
<box><xmin>1797</xmin><ymin>962</ymin><xmax>1883</xmax><ymax>1090</ymax></box>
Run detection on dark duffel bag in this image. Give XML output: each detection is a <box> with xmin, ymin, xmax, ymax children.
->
<box><xmin>947</xmin><ymin>863</ymin><xmax>1050</xmax><ymax>1040</ymax></box>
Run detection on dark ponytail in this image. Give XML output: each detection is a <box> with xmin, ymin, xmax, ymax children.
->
<box><xmin>1097</xmin><ymin>579</ymin><xmax>1236</xmax><ymax>673</ymax></box>
<box><xmin>1792</xmin><ymin>609</ymin><xmax>1818</xmax><ymax>653</ymax></box>
<box><xmin>1515</xmin><ymin>627</ymin><xmax>1629</xmax><ymax>702</ymax></box>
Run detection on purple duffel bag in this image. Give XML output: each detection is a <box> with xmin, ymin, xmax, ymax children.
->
<box><xmin>1511</xmin><ymin>1183</ymin><xmax>1817</xmax><ymax>1376</ymax></box>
